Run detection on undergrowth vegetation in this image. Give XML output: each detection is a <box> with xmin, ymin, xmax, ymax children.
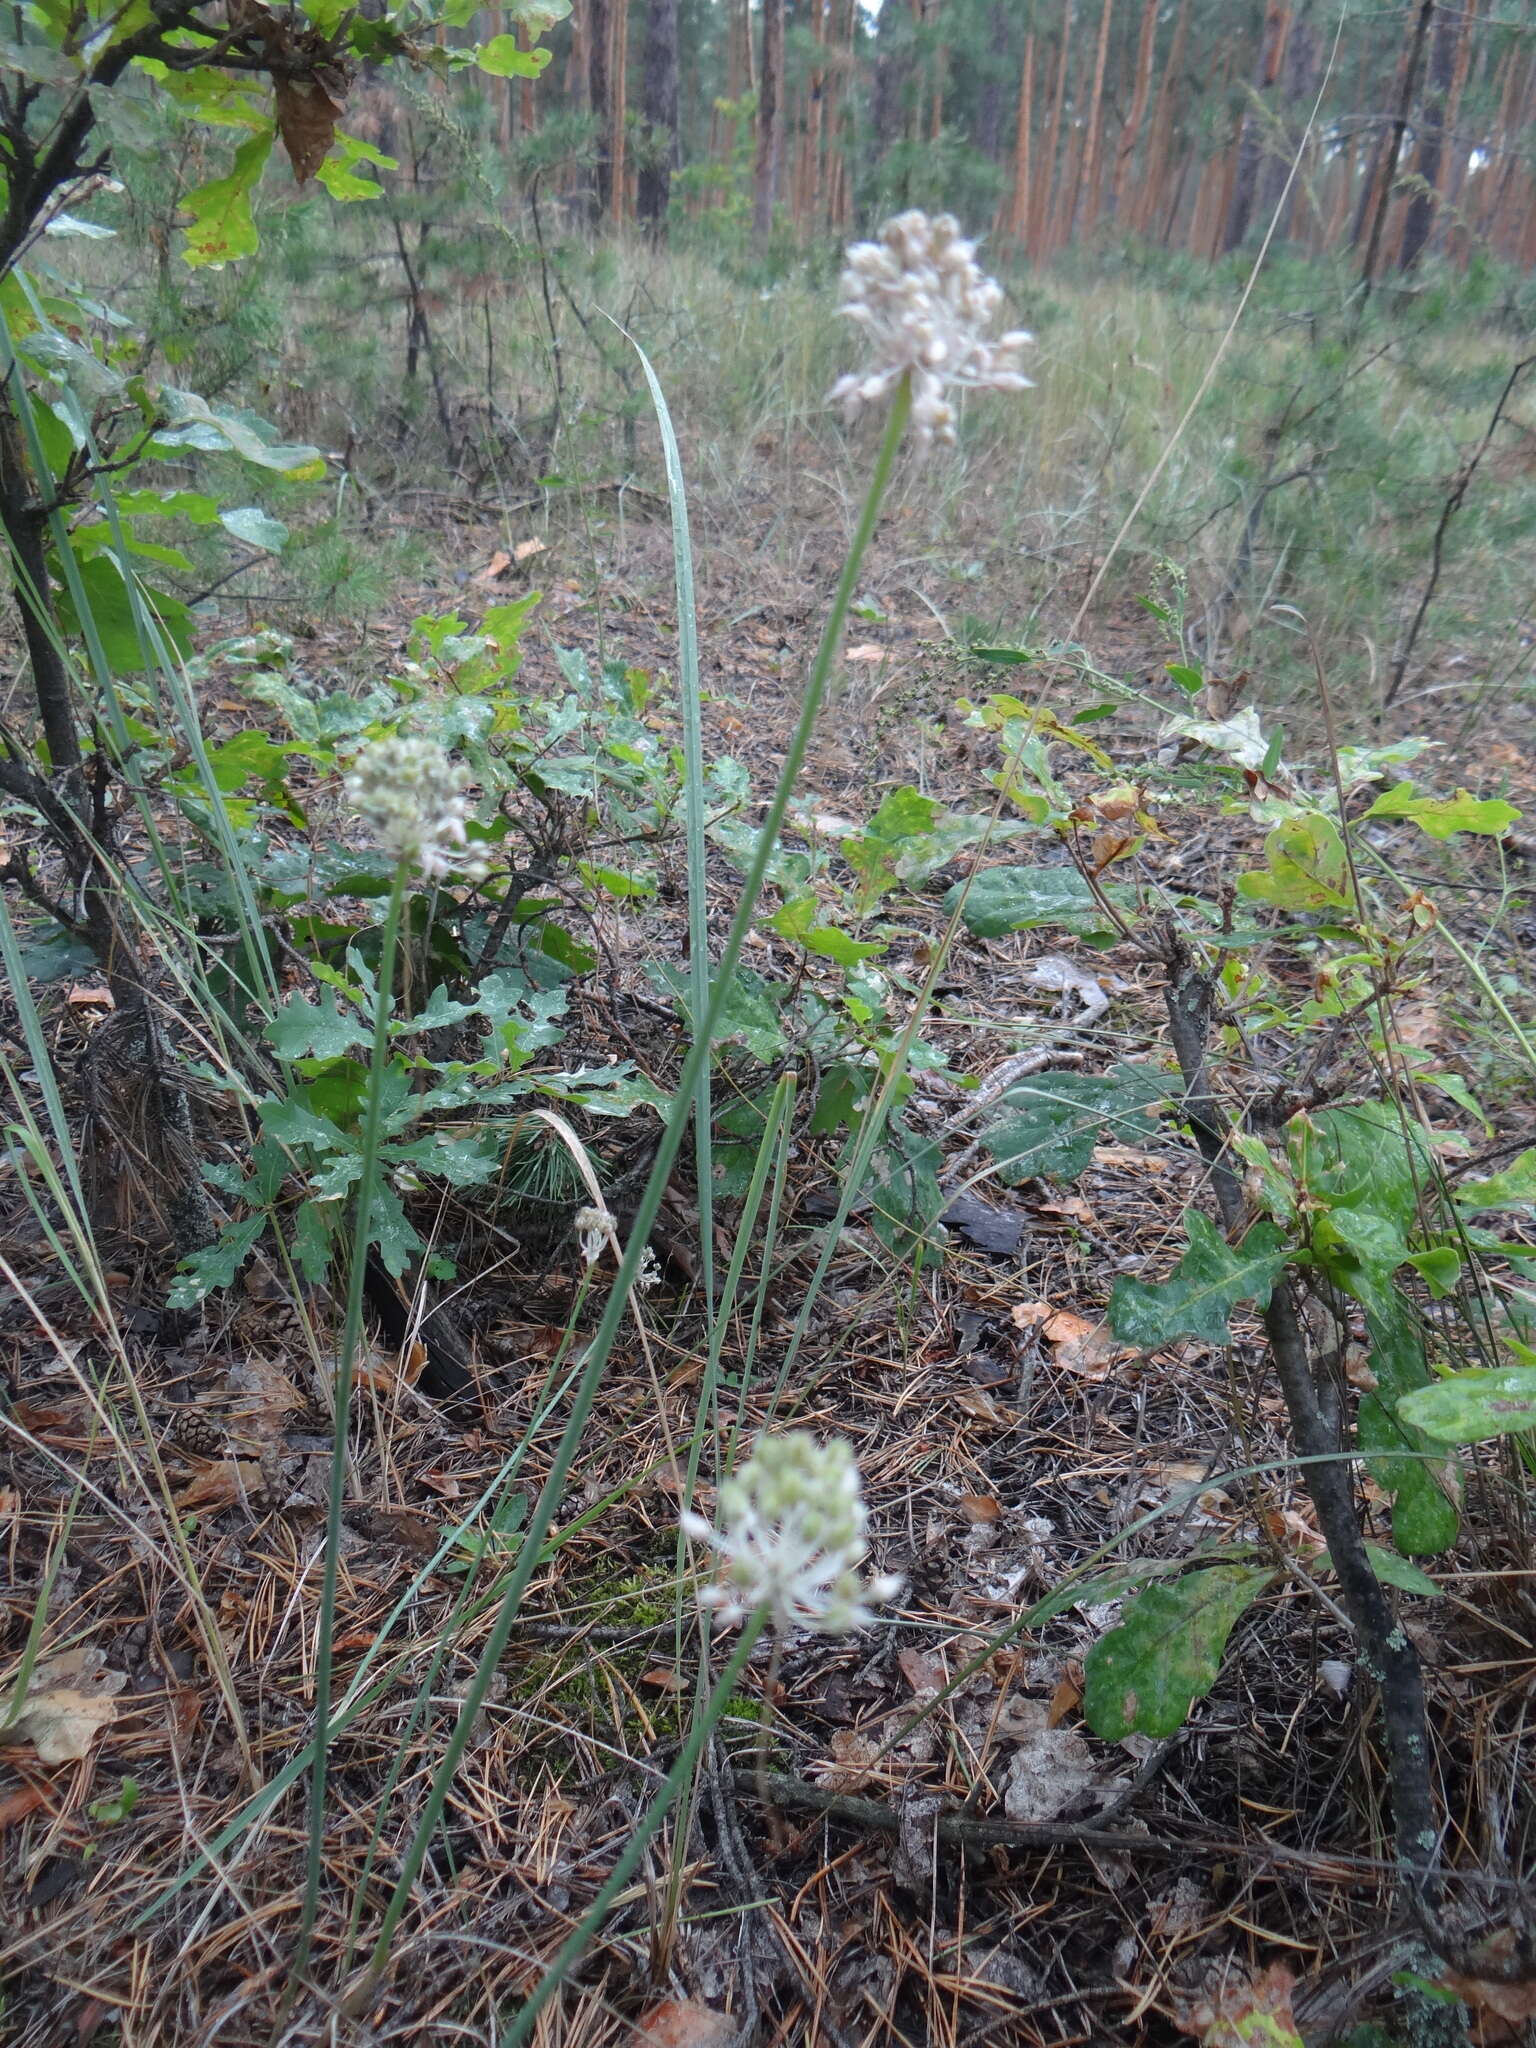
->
<box><xmin>2</xmin><ymin>7</ymin><xmax>1536</xmax><ymax>2046</ymax></box>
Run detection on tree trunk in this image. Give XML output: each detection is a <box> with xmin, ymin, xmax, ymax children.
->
<box><xmin>974</xmin><ymin>0</ymin><xmax>1012</xmax><ymax>162</ymax></box>
<box><xmin>1109</xmin><ymin>0</ymin><xmax>1159</xmax><ymax>224</ymax></box>
<box><xmin>0</xmin><ymin>398</ymin><xmax>82</xmax><ymax>774</ymax></box>
<box><xmin>566</xmin><ymin>2</ymin><xmax>588</xmax><ymax>112</ymax></box>
<box><xmin>800</xmin><ymin>0</ymin><xmax>828</xmax><ymax>229</ymax></box>
<box><xmin>1005</xmin><ymin>32</ymin><xmax>1034</xmax><ymax>248</ymax></box>
<box><xmin>1398</xmin><ymin>0</ymin><xmax>1466</xmax><ymax>269</ymax></box>
<box><xmin>588</xmin><ymin>0</ymin><xmax>612</xmax><ymax>219</ymax></box>
<box><xmin>1254</xmin><ymin>10</ymin><xmax>1320</xmax><ymax>237</ymax></box>
<box><xmin>636</xmin><ymin>0</ymin><xmax>679</xmax><ymax>232</ymax></box>
<box><xmin>1072</xmin><ymin>0</ymin><xmax>1115</xmax><ymax>240</ymax></box>
<box><xmin>608</xmin><ymin>0</ymin><xmax>629</xmax><ymax>224</ymax></box>
<box><xmin>1134</xmin><ymin>0</ymin><xmax>1188</xmax><ymax>236</ymax></box>
<box><xmin>1036</xmin><ymin>2</ymin><xmax>1073</xmax><ymax>256</ymax></box>
<box><xmin>1223</xmin><ymin>2</ymin><xmax>1291</xmax><ymax>252</ymax></box>
<box><xmin>753</xmin><ymin>0</ymin><xmax>785</xmax><ymax>241</ymax></box>
<box><xmin>1359</xmin><ymin>0</ymin><xmax>1436</xmax><ymax>293</ymax></box>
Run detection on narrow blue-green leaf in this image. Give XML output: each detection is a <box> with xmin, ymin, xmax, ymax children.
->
<box><xmin>620</xmin><ymin>323</ymin><xmax>714</xmax><ymax>1308</ymax></box>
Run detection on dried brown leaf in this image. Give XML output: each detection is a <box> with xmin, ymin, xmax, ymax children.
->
<box><xmin>1002</xmin><ymin>1700</ymin><xmax>1112</xmax><ymax>1823</ymax></box>
<box><xmin>814</xmin><ymin>1728</ymin><xmax>884</xmax><ymax>1791</ymax></box>
<box><xmin>960</xmin><ymin>1494</ymin><xmax>1002</xmax><ymax>1524</ymax></box>
<box><xmin>1175</xmin><ymin>1961</ymin><xmax>1301</xmax><ymax>2046</ymax></box>
<box><xmin>1092</xmin><ymin>1144</ymin><xmax>1169</xmax><ymax>1172</ymax></box>
<box><xmin>0</xmin><ymin>1783</ymin><xmax>50</xmax><ymax>1830</ymax></box>
<box><xmin>3</xmin><ymin>1649</ymin><xmax>125</xmax><ymax>1764</ymax></box>
<box><xmin>176</xmin><ymin>1458</ymin><xmax>264</xmax><ymax>1513</ymax></box>
<box><xmin>632</xmin><ymin>1999</ymin><xmax>736</xmax><ymax>2046</ymax></box>
<box><xmin>275</xmin><ymin>74</ymin><xmax>345</xmax><ymax>185</ymax></box>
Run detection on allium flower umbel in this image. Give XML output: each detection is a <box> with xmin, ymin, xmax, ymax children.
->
<box><xmin>344</xmin><ymin>733</ymin><xmax>482</xmax><ymax>880</ymax></box>
<box><xmin>575</xmin><ymin>1203</ymin><xmax>615</xmax><ymax>1266</ymax></box>
<box><xmin>682</xmin><ymin>1434</ymin><xmax>904</xmax><ymax>1635</ymax></box>
<box><xmin>829</xmin><ymin>210</ymin><xmax>1033</xmax><ymax>453</ymax></box>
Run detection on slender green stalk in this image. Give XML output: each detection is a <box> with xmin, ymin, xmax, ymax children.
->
<box><xmin>660</xmin><ymin>1071</ymin><xmax>796</xmax><ymax>1959</ymax></box>
<box><xmin>624</xmin><ymin>328</ymin><xmax>715</xmax><ymax>1310</ymax></box>
<box><xmin>0</xmin><ymin>1486</ymin><xmax>83</xmax><ymax>1734</ymax></box>
<box><xmin>349</xmin><ymin>374</ymin><xmax>915</xmax><ymax>2012</ymax></box>
<box><xmin>291</xmin><ymin>865</ymin><xmax>409</xmax><ymax>1992</ymax></box>
<box><xmin>0</xmin><ymin>893</ymin><xmax>89</xmax><ymax>1219</ymax></box>
<box><xmin>496</xmin><ymin>1618</ymin><xmax>766</xmax><ymax>2048</ymax></box>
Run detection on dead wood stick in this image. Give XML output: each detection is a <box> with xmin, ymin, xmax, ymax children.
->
<box><xmin>731</xmin><ymin>1769</ymin><xmax>1181</xmax><ymax>1858</ymax></box>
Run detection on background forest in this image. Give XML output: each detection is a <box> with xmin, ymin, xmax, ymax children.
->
<box><xmin>2</xmin><ymin>2</ymin><xmax>1536</xmax><ymax>2046</ymax></box>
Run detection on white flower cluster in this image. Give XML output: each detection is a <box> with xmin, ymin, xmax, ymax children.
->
<box><xmin>575</xmin><ymin>1204</ymin><xmax>661</xmax><ymax>1290</ymax></box>
<box><xmin>344</xmin><ymin>733</ymin><xmax>484</xmax><ymax>881</ymax></box>
<box><xmin>829</xmin><ymin>210</ymin><xmax>1033</xmax><ymax>452</ymax></box>
<box><xmin>575</xmin><ymin>1203</ymin><xmax>614</xmax><ymax>1266</ymax></box>
<box><xmin>683</xmin><ymin>1433</ymin><xmax>904</xmax><ymax>1636</ymax></box>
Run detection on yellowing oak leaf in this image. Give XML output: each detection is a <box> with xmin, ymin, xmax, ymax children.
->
<box><xmin>3</xmin><ymin>1647</ymin><xmax>125</xmax><ymax>1764</ymax></box>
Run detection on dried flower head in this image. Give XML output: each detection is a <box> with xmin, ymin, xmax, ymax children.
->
<box><xmin>575</xmin><ymin>1203</ymin><xmax>615</xmax><ymax>1266</ymax></box>
<box><xmin>682</xmin><ymin>1433</ymin><xmax>904</xmax><ymax>1635</ymax></box>
<box><xmin>344</xmin><ymin>733</ymin><xmax>483</xmax><ymax>880</ymax></box>
<box><xmin>829</xmin><ymin>210</ymin><xmax>1032</xmax><ymax>452</ymax></box>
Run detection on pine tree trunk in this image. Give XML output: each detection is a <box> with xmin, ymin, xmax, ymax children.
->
<box><xmin>1006</xmin><ymin>32</ymin><xmax>1035</xmax><ymax>247</ymax></box>
<box><xmin>1431</xmin><ymin>0</ymin><xmax>1477</xmax><ymax>261</ymax></box>
<box><xmin>589</xmin><ymin>0</ymin><xmax>612</xmax><ymax>219</ymax></box>
<box><xmin>516</xmin><ymin>17</ymin><xmax>537</xmax><ymax>138</ymax></box>
<box><xmin>753</xmin><ymin>0</ymin><xmax>785</xmax><ymax>241</ymax></box>
<box><xmin>1036</xmin><ymin>2</ymin><xmax>1073</xmax><ymax>256</ymax></box>
<box><xmin>1399</xmin><ymin>0</ymin><xmax>1468</xmax><ymax>268</ymax></box>
<box><xmin>975</xmin><ymin>0</ymin><xmax>1013</xmax><ymax>162</ymax></box>
<box><xmin>608</xmin><ymin>0</ymin><xmax>629</xmax><ymax>225</ymax></box>
<box><xmin>1072</xmin><ymin>0</ymin><xmax>1115</xmax><ymax>239</ymax></box>
<box><xmin>636</xmin><ymin>0</ymin><xmax>678</xmax><ymax>232</ymax></box>
<box><xmin>829</xmin><ymin>0</ymin><xmax>858</xmax><ymax>226</ymax></box>
<box><xmin>1212</xmin><ymin>120</ymin><xmax>1242</xmax><ymax>257</ymax></box>
<box><xmin>1485</xmin><ymin>57</ymin><xmax>1536</xmax><ymax>255</ymax></box>
<box><xmin>1109</xmin><ymin>0</ymin><xmax>1159</xmax><ymax>223</ymax></box>
<box><xmin>490</xmin><ymin>5</ymin><xmax>513</xmax><ymax>147</ymax></box>
<box><xmin>1323</xmin><ymin>138</ymin><xmax>1354</xmax><ymax>251</ymax></box>
<box><xmin>1134</xmin><ymin>0</ymin><xmax>1188</xmax><ymax>236</ymax></box>
<box><xmin>1359</xmin><ymin>0</ymin><xmax>1436</xmax><ymax>291</ymax></box>
<box><xmin>802</xmin><ymin>0</ymin><xmax>828</xmax><ymax>229</ymax></box>
<box><xmin>1255</xmin><ymin>11</ymin><xmax>1319</xmax><ymax>237</ymax></box>
<box><xmin>567</xmin><ymin>2</ymin><xmax>588</xmax><ymax>112</ymax></box>
<box><xmin>1223</xmin><ymin>2</ymin><xmax>1289</xmax><ymax>252</ymax></box>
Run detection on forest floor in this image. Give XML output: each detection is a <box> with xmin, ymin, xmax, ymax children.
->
<box><xmin>2</xmin><ymin>483</ymin><xmax>1535</xmax><ymax>2048</ymax></box>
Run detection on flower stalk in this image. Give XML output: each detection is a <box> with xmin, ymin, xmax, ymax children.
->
<box><xmin>344</xmin><ymin>374</ymin><xmax>916</xmax><ymax>2021</ymax></box>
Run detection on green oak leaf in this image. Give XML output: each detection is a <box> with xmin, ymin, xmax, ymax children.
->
<box><xmin>1083</xmin><ymin>1565</ymin><xmax>1275</xmax><ymax>1739</ymax></box>
<box><xmin>166</xmin><ymin>1216</ymin><xmax>265</xmax><ymax>1308</ymax></box>
<box><xmin>220</xmin><ymin>505</ymin><xmax>288</xmax><ymax>552</ymax></box>
<box><xmin>1355</xmin><ymin>1286</ymin><xmax>1461</xmax><ymax>1556</ymax></box>
<box><xmin>1108</xmin><ymin>1211</ymin><xmax>1288</xmax><ymax>1348</ymax></box>
<box><xmin>315</xmin><ymin>129</ymin><xmax>396</xmax><ymax>201</ymax></box>
<box><xmin>1455</xmin><ymin>1149</ymin><xmax>1536</xmax><ymax>1212</ymax></box>
<box><xmin>1365</xmin><ymin>781</ymin><xmax>1520</xmax><ymax>841</ymax></box>
<box><xmin>474</xmin><ymin>35</ymin><xmax>551</xmax><ymax>76</ymax></box>
<box><xmin>1398</xmin><ymin>1368</ymin><xmax>1536</xmax><ymax>1445</ymax></box>
<box><xmin>948</xmin><ymin>864</ymin><xmax>1131</xmax><ymax>944</ymax></box>
<box><xmin>1236</xmin><ymin>812</ymin><xmax>1352</xmax><ymax>911</ymax></box>
<box><xmin>182</xmin><ymin>127</ymin><xmax>274</xmax><ymax>266</ymax></box>
<box><xmin>265</xmin><ymin>988</ymin><xmax>369</xmax><ymax>1062</ymax></box>
<box><xmin>982</xmin><ymin>1065</ymin><xmax>1167</xmax><ymax>1184</ymax></box>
